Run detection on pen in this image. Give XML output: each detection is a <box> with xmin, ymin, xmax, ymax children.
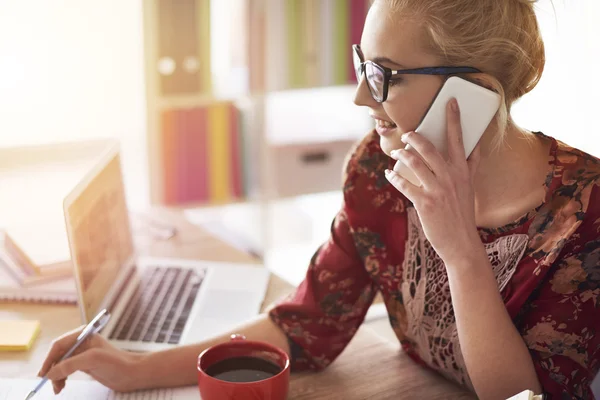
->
<box><xmin>25</xmin><ymin>309</ymin><xmax>111</xmax><ymax>400</ymax></box>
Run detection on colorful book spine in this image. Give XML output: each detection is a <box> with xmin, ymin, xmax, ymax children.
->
<box><xmin>303</xmin><ymin>0</ymin><xmax>320</xmax><ymax>87</ymax></box>
<box><xmin>188</xmin><ymin>107</ymin><xmax>209</xmax><ymax>203</ymax></box>
<box><xmin>175</xmin><ymin>109</ymin><xmax>190</xmax><ymax>203</ymax></box>
<box><xmin>320</xmin><ymin>0</ymin><xmax>335</xmax><ymax>87</ymax></box>
<box><xmin>229</xmin><ymin>104</ymin><xmax>243</xmax><ymax>199</ymax></box>
<box><xmin>333</xmin><ymin>0</ymin><xmax>350</xmax><ymax>85</ymax></box>
<box><xmin>207</xmin><ymin>102</ymin><xmax>231</xmax><ymax>204</ymax></box>
<box><xmin>161</xmin><ymin>110</ymin><xmax>177</xmax><ymax>205</ymax></box>
<box><xmin>286</xmin><ymin>0</ymin><xmax>305</xmax><ymax>88</ymax></box>
<box><xmin>162</xmin><ymin>102</ymin><xmax>246</xmax><ymax>205</ymax></box>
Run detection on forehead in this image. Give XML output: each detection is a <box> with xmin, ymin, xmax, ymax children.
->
<box><xmin>360</xmin><ymin>1</ymin><xmax>439</xmax><ymax>67</ymax></box>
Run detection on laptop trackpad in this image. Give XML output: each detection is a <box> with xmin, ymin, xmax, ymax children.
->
<box><xmin>198</xmin><ymin>289</ymin><xmax>261</xmax><ymax>320</ymax></box>
<box><xmin>183</xmin><ymin>289</ymin><xmax>263</xmax><ymax>343</ymax></box>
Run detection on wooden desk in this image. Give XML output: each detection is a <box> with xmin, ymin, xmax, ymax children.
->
<box><xmin>291</xmin><ymin>328</ymin><xmax>474</xmax><ymax>400</ymax></box>
<box><xmin>0</xmin><ymin>208</ymin><xmax>474</xmax><ymax>399</ymax></box>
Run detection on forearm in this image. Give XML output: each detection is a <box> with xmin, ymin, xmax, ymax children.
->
<box><xmin>446</xmin><ymin>248</ymin><xmax>541</xmax><ymax>400</ymax></box>
<box><xmin>137</xmin><ymin>313</ymin><xmax>290</xmax><ymax>389</ymax></box>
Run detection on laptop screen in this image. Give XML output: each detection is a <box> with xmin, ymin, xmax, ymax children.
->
<box><xmin>64</xmin><ymin>147</ymin><xmax>134</xmax><ymax>322</ymax></box>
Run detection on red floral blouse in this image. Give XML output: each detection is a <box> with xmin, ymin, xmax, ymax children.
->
<box><xmin>268</xmin><ymin>130</ymin><xmax>600</xmax><ymax>399</ymax></box>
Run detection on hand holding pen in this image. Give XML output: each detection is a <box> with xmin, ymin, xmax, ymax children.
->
<box><xmin>28</xmin><ymin>309</ymin><xmax>111</xmax><ymax>399</ymax></box>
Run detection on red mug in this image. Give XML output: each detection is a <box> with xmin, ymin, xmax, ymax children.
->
<box><xmin>197</xmin><ymin>334</ymin><xmax>290</xmax><ymax>400</ymax></box>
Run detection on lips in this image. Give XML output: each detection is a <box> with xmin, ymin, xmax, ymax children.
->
<box><xmin>372</xmin><ymin>117</ymin><xmax>397</xmax><ymax>136</ymax></box>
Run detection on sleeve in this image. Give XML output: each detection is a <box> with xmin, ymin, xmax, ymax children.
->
<box><xmin>518</xmin><ymin>235</ymin><xmax>600</xmax><ymax>399</ymax></box>
<box><xmin>268</xmin><ymin>204</ymin><xmax>378</xmax><ymax>372</ymax></box>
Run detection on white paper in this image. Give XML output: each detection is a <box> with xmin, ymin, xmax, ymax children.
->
<box><xmin>592</xmin><ymin>368</ymin><xmax>600</xmax><ymax>400</ymax></box>
<box><xmin>0</xmin><ymin>379</ymin><xmax>199</xmax><ymax>400</ymax></box>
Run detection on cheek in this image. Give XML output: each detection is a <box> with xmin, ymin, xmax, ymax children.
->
<box><xmin>379</xmin><ymin>79</ymin><xmax>444</xmax><ymax>156</ymax></box>
<box><xmin>383</xmin><ymin>100</ymin><xmax>421</xmax><ymax>133</ymax></box>
<box><xmin>385</xmin><ymin>79</ymin><xmax>444</xmax><ymax>131</ymax></box>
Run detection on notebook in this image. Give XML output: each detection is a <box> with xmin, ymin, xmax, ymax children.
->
<box><xmin>0</xmin><ymin>379</ymin><xmax>199</xmax><ymax>399</ymax></box>
<box><xmin>0</xmin><ymin>256</ymin><xmax>76</xmax><ymax>304</ymax></box>
<box><xmin>0</xmin><ymin>320</ymin><xmax>40</xmax><ymax>351</ymax></box>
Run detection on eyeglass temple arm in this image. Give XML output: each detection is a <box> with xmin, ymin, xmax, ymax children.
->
<box><xmin>390</xmin><ymin>66</ymin><xmax>481</xmax><ymax>76</ymax></box>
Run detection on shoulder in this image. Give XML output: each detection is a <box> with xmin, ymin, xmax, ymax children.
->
<box><xmin>552</xmin><ymin>137</ymin><xmax>600</xmax><ymax>234</ymax></box>
<box><xmin>341</xmin><ymin>130</ymin><xmax>405</xmax><ymax>213</ymax></box>
<box><xmin>529</xmin><ymin>136</ymin><xmax>600</xmax><ymax>251</ymax></box>
<box><xmin>552</xmin><ymin>137</ymin><xmax>600</xmax><ymax>204</ymax></box>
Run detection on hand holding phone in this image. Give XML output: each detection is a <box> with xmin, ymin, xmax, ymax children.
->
<box><xmin>393</xmin><ymin>76</ymin><xmax>501</xmax><ymax>186</ymax></box>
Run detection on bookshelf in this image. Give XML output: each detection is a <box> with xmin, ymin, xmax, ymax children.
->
<box><xmin>141</xmin><ymin>0</ymin><xmax>372</xmax><ymax>213</ymax></box>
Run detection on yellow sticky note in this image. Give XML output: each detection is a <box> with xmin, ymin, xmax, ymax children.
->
<box><xmin>0</xmin><ymin>320</ymin><xmax>40</xmax><ymax>352</ymax></box>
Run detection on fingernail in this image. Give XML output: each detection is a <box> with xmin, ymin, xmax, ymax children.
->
<box><xmin>384</xmin><ymin>169</ymin><xmax>392</xmax><ymax>176</ymax></box>
<box><xmin>401</xmin><ymin>132</ymin><xmax>411</xmax><ymax>143</ymax></box>
<box><xmin>451</xmin><ymin>98</ymin><xmax>459</xmax><ymax>112</ymax></box>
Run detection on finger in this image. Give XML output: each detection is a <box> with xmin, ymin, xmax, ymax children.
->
<box><xmin>467</xmin><ymin>141</ymin><xmax>482</xmax><ymax>180</ymax></box>
<box><xmin>447</xmin><ymin>98</ymin><xmax>466</xmax><ymax>162</ymax></box>
<box><xmin>385</xmin><ymin>169</ymin><xmax>421</xmax><ymax>202</ymax></box>
<box><xmin>390</xmin><ymin>148</ymin><xmax>436</xmax><ymax>188</ymax></box>
<box><xmin>39</xmin><ymin>326</ymin><xmax>86</xmax><ymax>377</ymax></box>
<box><xmin>54</xmin><ymin>378</ymin><xmax>66</xmax><ymax>395</ymax></box>
<box><xmin>399</xmin><ymin>131</ymin><xmax>446</xmax><ymax>174</ymax></box>
<box><xmin>47</xmin><ymin>351</ymin><xmax>97</xmax><ymax>381</ymax></box>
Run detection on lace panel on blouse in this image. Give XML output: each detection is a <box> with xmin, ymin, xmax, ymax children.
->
<box><xmin>401</xmin><ymin>207</ymin><xmax>529</xmax><ymax>389</ymax></box>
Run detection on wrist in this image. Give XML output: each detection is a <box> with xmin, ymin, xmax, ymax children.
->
<box><xmin>443</xmin><ymin>240</ymin><xmax>489</xmax><ymax>275</ymax></box>
<box><xmin>130</xmin><ymin>352</ymin><xmax>155</xmax><ymax>390</ymax></box>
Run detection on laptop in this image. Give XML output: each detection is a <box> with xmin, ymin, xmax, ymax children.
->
<box><xmin>62</xmin><ymin>141</ymin><xmax>270</xmax><ymax>352</ymax></box>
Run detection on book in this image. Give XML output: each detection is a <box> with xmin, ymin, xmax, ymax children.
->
<box><xmin>1</xmin><ymin>226</ymin><xmax>71</xmax><ymax>279</ymax></box>
<box><xmin>0</xmin><ymin>251</ymin><xmax>68</xmax><ymax>286</ymax></box>
<box><xmin>188</xmin><ymin>106</ymin><xmax>209</xmax><ymax>203</ymax></box>
<box><xmin>161</xmin><ymin>109</ymin><xmax>178</xmax><ymax>205</ymax></box>
<box><xmin>0</xmin><ymin>320</ymin><xmax>40</xmax><ymax>352</ymax></box>
<box><xmin>0</xmin><ymin>256</ymin><xmax>77</xmax><ymax>304</ymax></box>
<box><xmin>208</xmin><ymin>102</ymin><xmax>232</xmax><ymax>204</ymax></box>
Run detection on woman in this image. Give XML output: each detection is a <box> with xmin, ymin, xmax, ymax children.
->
<box><xmin>40</xmin><ymin>0</ymin><xmax>600</xmax><ymax>398</ymax></box>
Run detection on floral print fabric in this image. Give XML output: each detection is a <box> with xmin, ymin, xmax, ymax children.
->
<box><xmin>268</xmin><ymin>131</ymin><xmax>600</xmax><ymax>399</ymax></box>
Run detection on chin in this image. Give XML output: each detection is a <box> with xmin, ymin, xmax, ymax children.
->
<box><xmin>379</xmin><ymin>135</ymin><xmax>404</xmax><ymax>157</ymax></box>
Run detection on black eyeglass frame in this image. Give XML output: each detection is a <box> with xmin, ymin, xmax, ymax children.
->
<box><xmin>353</xmin><ymin>44</ymin><xmax>482</xmax><ymax>103</ymax></box>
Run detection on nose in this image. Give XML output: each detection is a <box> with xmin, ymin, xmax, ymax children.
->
<box><xmin>353</xmin><ymin>74</ymin><xmax>379</xmax><ymax>108</ymax></box>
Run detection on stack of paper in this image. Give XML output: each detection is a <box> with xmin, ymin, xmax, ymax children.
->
<box><xmin>0</xmin><ymin>379</ymin><xmax>199</xmax><ymax>399</ymax></box>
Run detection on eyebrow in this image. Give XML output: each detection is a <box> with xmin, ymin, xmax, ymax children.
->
<box><xmin>371</xmin><ymin>56</ymin><xmax>407</xmax><ymax>69</ymax></box>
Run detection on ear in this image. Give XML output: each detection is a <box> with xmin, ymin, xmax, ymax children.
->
<box><xmin>462</xmin><ymin>73</ymin><xmax>501</xmax><ymax>94</ymax></box>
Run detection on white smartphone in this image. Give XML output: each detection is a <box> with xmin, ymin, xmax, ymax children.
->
<box><xmin>393</xmin><ymin>75</ymin><xmax>501</xmax><ymax>186</ymax></box>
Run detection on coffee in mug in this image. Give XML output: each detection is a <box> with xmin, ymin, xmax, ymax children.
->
<box><xmin>205</xmin><ymin>356</ymin><xmax>282</xmax><ymax>383</ymax></box>
<box><xmin>197</xmin><ymin>334</ymin><xmax>290</xmax><ymax>400</ymax></box>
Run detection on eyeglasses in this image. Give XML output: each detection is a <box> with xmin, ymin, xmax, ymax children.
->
<box><xmin>353</xmin><ymin>44</ymin><xmax>482</xmax><ymax>103</ymax></box>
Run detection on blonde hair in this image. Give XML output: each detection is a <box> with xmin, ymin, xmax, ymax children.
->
<box><xmin>383</xmin><ymin>0</ymin><xmax>545</xmax><ymax>144</ymax></box>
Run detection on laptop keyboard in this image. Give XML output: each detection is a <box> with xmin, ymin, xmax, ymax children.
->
<box><xmin>109</xmin><ymin>266</ymin><xmax>205</xmax><ymax>344</ymax></box>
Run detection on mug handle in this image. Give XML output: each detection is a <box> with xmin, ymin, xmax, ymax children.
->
<box><xmin>230</xmin><ymin>334</ymin><xmax>247</xmax><ymax>341</ymax></box>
